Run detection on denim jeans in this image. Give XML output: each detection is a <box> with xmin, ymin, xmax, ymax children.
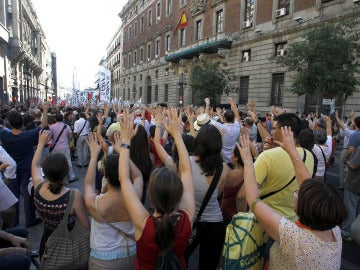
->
<box><xmin>0</xmin><ymin>226</ymin><xmax>31</xmax><ymax>270</ymax></box>
<box><xmin>342</xmin><ymin>189</ymin><xmax>360</xmax><ymax>237</ymax></box>
<box><xmin>6</xmin><ymin>172</ymin><xmax>37</xmax><ymax>226</ymax></box>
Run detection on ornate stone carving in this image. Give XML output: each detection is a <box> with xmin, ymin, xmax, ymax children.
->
<box><xmin>191</xmin><ymin>0</ymin><xmax>207</xmax><ymax>16</ymax></box>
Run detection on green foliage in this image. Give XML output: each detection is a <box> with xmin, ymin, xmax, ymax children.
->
<box><xmin>189</xmin><ymin>59</ymin><xmax>238</xmax><ymax>106</ymax></box>
<box><xmin>277</xmin><ymin>18</ymin><xmax>360</xmax><ymax>101</ymax></box>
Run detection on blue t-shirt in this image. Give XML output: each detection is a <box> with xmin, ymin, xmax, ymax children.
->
<box><xmin>348</xmin><ymin>130</ymin><xmax>360</xmax><ymax>149</ymax></box>
<box><xmin>0</xmin><ymin>127</ymin><xmax>41</xmax><ymax>173</ymax></box>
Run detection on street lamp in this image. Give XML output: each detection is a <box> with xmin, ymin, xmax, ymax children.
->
<box><xmin>177</xmin><ymin>73</ymin><xmax>187</xmax><ymax>106</ymax></box>
<box><xmin>23</xmin><ymin>70</ymin><xmax>30</xmax><ymax>103</ymax></box>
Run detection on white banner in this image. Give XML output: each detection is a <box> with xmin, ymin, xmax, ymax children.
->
<box><xmin>99</xmin><ymin>66</ymin><xmax>111</xmax><ymax>103</ymax></box>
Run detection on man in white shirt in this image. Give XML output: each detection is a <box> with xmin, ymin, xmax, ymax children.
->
<box><xmin>74</xmin><ymin>112</ymin><xmax>91</xmax><ymax>167</ymax></box>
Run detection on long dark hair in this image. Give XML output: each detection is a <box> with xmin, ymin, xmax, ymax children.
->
<box><xmin>148</xmin><ymin>167</ymin><xmax>183</xmax><ymax>255</ymax></box>
<box><xmin>193</xmin><ymin>125</ymin><xmax>223</xmax><ymax>176</ymax></box>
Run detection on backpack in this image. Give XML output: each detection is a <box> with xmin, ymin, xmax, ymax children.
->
<box><xmin>155</xmin><ymin>249</ymin><xmax>183</xmax><ymax>270</ymax></box>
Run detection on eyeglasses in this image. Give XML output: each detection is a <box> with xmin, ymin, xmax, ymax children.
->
<box><xmin>293</xmin><ymin>190</ymin><xmax>299</xmax><ymax>198</ymax></box>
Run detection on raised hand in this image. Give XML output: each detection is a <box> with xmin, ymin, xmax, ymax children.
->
<box><xmin>86</xmin><ymin>133</ymin><xmax>101</xmax><ymax>158</ymax></box>
<box><xmin>273</xmin><ymin>127</ymin><xmax>297</xmax><ymax>155</ymax></box>
<box><xmin>237</xmin><ymin>134</ymin><xmax>253</xmax><ymax>164</ymax></box>
<box><xmin>118</xmin><ymin>109</ymin><xmax>138</xmax><ymax>143</ymax></box>
<box><xmin>38</xmin><ymin>130</ymin><xmax>51</xmax><ymax>146</ymax></box>
<box><xmin>162</xmin><ymin>108</ymin><xmax>182</xmax><ymax>137</ymax></box>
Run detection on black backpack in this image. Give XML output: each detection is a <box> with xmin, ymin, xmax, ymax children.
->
<box><xmin>155</xmin><ymin>249</ymin><xmax>183</xmax><ymax>270</ymax></box>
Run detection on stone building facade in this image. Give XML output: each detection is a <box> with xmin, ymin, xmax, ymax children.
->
<box><xmin>0</xmin><ymin>0</ymin><xmax>56</xmax><ymax>104</ymax></box>
<box><xmin>112</xmin><ymin>0</ymin><xmax>360</xmax><ymax>114</ymax></box>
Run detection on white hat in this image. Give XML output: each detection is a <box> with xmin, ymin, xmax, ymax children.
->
<box><xmin>194</xmin><ymin>113</ymin><xmax>211</xmax><ymax>131</ymax></box>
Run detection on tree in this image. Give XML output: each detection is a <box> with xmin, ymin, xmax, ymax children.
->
<box><xmin>277</xmin><ymin>18</ymin><xmax>360</xmax><ymax>114</ymax></box>
<box><xmin>189</xmin><ymin>59</ymin><xmax>238</xmax><ymax>106</ymax></box>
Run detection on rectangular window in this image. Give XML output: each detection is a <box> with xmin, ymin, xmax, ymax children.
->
<box><xmin>242</xmin><ymin>50</ymin><xmax>251</xmax><ymax>62</ymax></box>
<box><xmin>270</xmin><ymin>73</ymin><xmax>284</xmax><ymax>106</ymax></box>
<box><xmin>195</xmin><ymin>20</ymin><xmax>203</xmax><ymax>41</ymax></box>
<box><xmin>165</xmin><ymin>35</ymin><xmax>171</xmax><ymax>52</ymax></box>
<box><xmin>140</xmin><ymin>48</ymin><xmax>144</xmax><ymax>62</ymax></box>
<box><xmin>156</xmin><ymin>40</ymin><xmax>160</xmax><ymax>57</ymax></box>
<box><xmin>128</xmin><ymin>54</ymin><xmax>131</xmax><ymax>69</ymax></box>
<box><xmin>124</xmin><ymin>30</ymin><xmax>127</xmax><ymax>42</ymax></box>
<box><xmin>134</xmin><ymin>51</ymin><xmax>137</xmax><ymax>65</ymax></box>
<box><xmin>166</xmin><ymin>0</ymin><xmax>172</xmax><ymax>16</ymax></box>
<box><xmin>164</xmin><ymin>84</ymin><xmax>169</xmax><ymax>102</ymax></box>
<box><xmin>180</xmin><ymin>0</ymin><xmax>187</xmax><ymax>7</ymax></box>
<box><xmin>165</xmin><ymin>68</ymin><xmax>169</xmax><ymax>76</ymax></box>
<box><xmin>156</xmin><ymin>2</ymin><xmax>161</xmax><ymax>21</ymax></box>
<box><xmin>141</xmin><ymin>17</ymin><xmax>144</xmax><ymax>33</ymax></box>
<box><xmin>180</xmin><ymin>28</ymin><xmax>186</xmax><ymax>46</ymax></box>
<box><xmin>243</xmin><ymin>0</ymin><xmax>254</xmax><ymax>28</ymax></box>
<box><xmin>148</xmin><ymin>10</ymin><xmax>152</xmax><ymax>27</ymax></box>
<box><xmin>134</xmin><ymin>22</ymin><xmax>138</xmax><ymax>36</ymax></box>
<box><xmin>216</xmin><ymin>9</ymin><xmax>224</xmax><ymax>33</ymax></box>
<box><xmin>139</xmin><ymin>86</ymin><xmax>143</xmax><ymax>97</ymax></box>
<box><xmin>128</xmin><ymin>88</ymin><xmax>130</xmax><ymax>99</ymax></box>
<box><xmin>155</xmin><ymin>70</ymin><xmax>159</xmax><ymax>78</ymax></box>
<box><xmin>275</xmin><ymin>42</ymin><xmax>287</xmax><ymax>57</ymax></box>
<box><xmin>239</xmin><ymin>76</ymin><xmax>249</xmax><ymax>105</ymax></box>
<box><xmin>147</xmin><ymin>44</ymin><xmax>151</xmax><ymax>60</ymax></box>
<box><xmin>276</xmin><ymin>0</ymin><xmax>290</xmax><ymax>17</ymax></box>
<box><xmin>129</xmin><ymin>26</ymin><xmax>132</xmax><ymax>40</ymax></box>
<box><xmin>140</xmin><ymin>74</ymin><xmax>143</xmax><ymax>81</ymax></box>
<box><xmin>155</xmin><ymin>85</ymin><xmax>159</xmax><ymax>101</ymax></box>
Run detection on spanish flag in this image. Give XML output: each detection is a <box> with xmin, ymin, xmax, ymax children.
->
<box><xmin>174</xmin><ymin>11</ymin><xmax>188</xmax><ymax>35</ymax></box>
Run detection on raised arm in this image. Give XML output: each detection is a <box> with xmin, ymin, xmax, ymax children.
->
<box><xmin>116</xmin><ymin>111</ymin><xmax>148</xmax><ymax>239</ymax></box>
<box><xmin>163</xmin><ymin>108</ymin><xmax>195</xmax><ymax>220</ymax></box>
<box><xmin>153</xmin><ymin>107</ymin><xmax>173</xmax><ymax>167</ymax></box>
<box><xmin>83</xmin><ymin>133</ymin><xmax>102</xmax><ymax>218</ymax></box>
<box><xmin>31</xmin><ymin>130</ymin><xmax>51</xmax><ymax>189</ymax></box>
<box><xmin>325</xmin><ymin>116</ymin><xmax>332</xmax><ymax>137</ymax></box>
<box><xmin>335</xmin><ymin>111</ymin><xmax>345</xmax><ymax>130</ymax></box>
<box><xmin>40</xmin><ymin>103</ymin><xmax>49</xmax><ymax>129</ymax></box>
<box><xmin>248</xmin><ymin>111</ymin><xmax>271</xmax><ymax>142</ymax></box>
<box><xmin>185</xmin><ymin>105</ymin><xmax>196</xmax><ymax>137</ymax></box>
<box><xmin>237</xmin><ymin>134</ymin><xmax>282</xmax><ymax>242</ymax></box>
<box><xmin>228</xmin><ymin>97</ymin><xmax>241</xmax><ymax>123</ymax></box>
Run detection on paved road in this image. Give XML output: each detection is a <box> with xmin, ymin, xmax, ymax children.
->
<box><xmin>22</xmin><ymin>149</ymin><xmax>360</xmax><ymax>270</ymax></box>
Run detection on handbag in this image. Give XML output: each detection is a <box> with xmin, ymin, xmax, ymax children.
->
<box><xmin>40</xmin><ymin>190</ymin><xmax>90</xmax><ymax>270</ymax></box>
<box><xmin>219</xmin><ymin>212</ymin><xmax>268</xmax><ymax>270</ymax></box>
<box><xmin>188</xmin><ymin>163</ymin><xmax>223</xmax><ymax>245</ymax></box>
<box><xmin>49</xmin><ymin>124</ymin><xmax>67</xmax><ymax>153</ymax></box>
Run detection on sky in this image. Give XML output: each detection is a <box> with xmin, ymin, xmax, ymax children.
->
<box><xmin>31</xmin><ymin>0</ymin><xmax>127</xmax><ymax>89</ymax></box>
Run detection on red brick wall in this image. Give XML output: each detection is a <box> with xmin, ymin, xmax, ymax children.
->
<box><xmin>294</xmin><ymin>0</ymin><xmax>316</xmax><ymax>11</ymax></box>
<box><xmin>256</xmin><ymin>0</ymin><xmax>273</xmax><ymax>24</ymax></box>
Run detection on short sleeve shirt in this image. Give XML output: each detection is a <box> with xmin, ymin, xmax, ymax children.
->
<box><xmin>269</xmin><ymin>217</ymin><xmax>342</xmax><ymax>270</ymax></box>
<box><xmin>0</xmin><ymin>127</ymin><xmax>41</xmax><ymax>173</ymax></box>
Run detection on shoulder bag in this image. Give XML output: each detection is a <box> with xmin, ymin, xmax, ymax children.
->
<box><xmin>188</xmin><ymin>163</ymin><xmax>223</xmax><ymax>245</ymax></box>
<box><xmin>40</xmin><ymin>190</ymin><xmax>90</xmax><ymax>270</ymax></box>
<box><xmin>49</xmin><ymin>124</ymin><xmax>67</xmax><ymax>153</ymax></box>
<box><xmin>76</xmin><ymin>120</ymin><xmax>88</xmax><ymax>138</ymax></box>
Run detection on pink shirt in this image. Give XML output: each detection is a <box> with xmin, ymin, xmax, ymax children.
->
<box><xmin>49</xmin><ymin>122</ymin><xmax>72</xmax><ymax>150</ymax></box>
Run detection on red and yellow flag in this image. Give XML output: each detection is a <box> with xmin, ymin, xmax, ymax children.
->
<box><xmin>174</xmin><ymin>11</ymin><xmax>188</xmax><ymax>35</ymax></box>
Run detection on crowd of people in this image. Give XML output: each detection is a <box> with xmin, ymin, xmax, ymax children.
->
<box><xmin>0</xmin><ymin>98</ymin><xmax>359</xmax><ymax>270</ymax></box>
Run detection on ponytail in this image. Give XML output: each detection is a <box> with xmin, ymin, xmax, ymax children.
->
<box><xmin>47</xmin><ymin>181</ymin><xmax>63</xmax><ymax>194</ymax></box>
<box><xmin>155</xmin><ymin>213</ymin><xmax>180</xmax><ymax>255</ymax></box>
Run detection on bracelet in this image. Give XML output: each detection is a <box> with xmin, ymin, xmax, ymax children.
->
<box><xmin>120</xmin><ymin>143</ymin><xmax>131</xmax><ymax>150</ymax></box>
<box><xmin>250</xmin><ymin>197</ymin><xmax>261</xmax><ymax>213</ymax></box>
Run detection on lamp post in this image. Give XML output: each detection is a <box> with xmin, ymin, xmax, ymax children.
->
<box><xmin>177</xmin><ymin>73</ymin><xmax>187</xmax><ymax>107</ymax></box>
<box><xmin>23</xmin><ymin>70</ymin><xmax>30</xmax><ymax>103</ymax></box>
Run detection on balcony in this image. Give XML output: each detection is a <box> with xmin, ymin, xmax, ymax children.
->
<box><xmin>165</xmin><ymin>32</ymin><xmax>232</xmax><ymax>63</ymax></box>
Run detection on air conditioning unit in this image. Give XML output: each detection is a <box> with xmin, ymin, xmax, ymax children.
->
<box><xmin>243</xmin><ymin>52</ymin><xmax>250</xmax><ymax>62</ymax></box>
<box><xmin>165</xmin><ymin>51</ymin><xmax>169</xmax><ymax>55</ymax></box>
<box><xmin>140</xmin><ymin>60</ymin><xmax>143</xmax><ymax>64</ymax></box>
<box><xmin>147</xmin><ymin>58</ymin><xmax>150</xmax><ymax>62</ymax></box>
<box><xmin>275</xmin><ymin>8</ymin><xmax>286</xmax><ymax>17</ymax></box>
<box><xmin>157</xmin><ymin>16</ymin><xmax>161</xmax><ymax>21</ymax></box>
<box><xmin>155</xmin><ymin>54</ymin><xmax>159</xmax><ymax>59</ymax></box>
<box><xmin>242</xmin><ymin>20</ymin><xmax>252</xmax><ymax>28</ymax></box>
<box><xmin>276</xmin><ymin>48</ymin><xmax>285</xmax><ymax>56</ymax></box>
<box><xmin>7</xmin><ymin>5</ymin><xmax>12</xmax><ymax>13</ymax></box>
<box><xmin>165</xmin><ymin>71</ymin><xmax>169</xmax><ymax>76</ymax></box>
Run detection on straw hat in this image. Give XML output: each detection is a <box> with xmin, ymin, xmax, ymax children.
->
<box><xmin>194</xmin><ymin>113</ymin><xmax>211</xmax><ymax>131</ymax></box>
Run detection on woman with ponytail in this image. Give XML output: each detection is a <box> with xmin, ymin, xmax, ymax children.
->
<box><xmin>31</xmin><ymin>130</ymin><xmax>90</xmax><ymax>258</ymax></box>
<box><xmin>116</xmin><ymin>108</ymin><xmax>194</xmax><ymax>270</ymax></box>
